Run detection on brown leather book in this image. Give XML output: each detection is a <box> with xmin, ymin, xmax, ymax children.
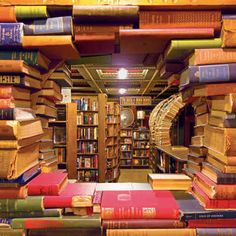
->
<box><xmin>22</xmin><ymin>36</ymin><xmax>80</xmax><ymax>60</ymax></box>
<box><xmin>211</xmin><ymin>94</ymin><xmax>236</xmax><ymax>113</ymax></box>
<box><xmin>0</xmin><ymin>86</ymin><xmax>30</xmax><ymax>100</ymax></box>
<box><xmin>43</xmin><ymin>81</ymin><xmax>60</xmax><ymax>94</ymax></box>
<box><xmin>195</xmin><ymin>113</ymin><xmax>209</xmax><ymax>126</ymax></box>
<box><xmin>119</xmin><ymin>28</ymin><xmax>214</xmax><ymax>54</ymax></box>
<box><xmin>189</xmin><ymin>145</ymin><xmax>208</xmax><ymax>157</ymax></box>
<box><xmin>191</xmin><ymin>135</ymin><xmax>204</xmax><ymax>146</ymax></box>
<box><xmin>34</xmin><ymin>105</ymin><xmax>57</xmax><ymax>118</ymax></box>
<box><xmin>140</xmin><ymin>10</ymin><xmax>221</xmax><ymax>32</ymax></box>
<box><xmin>194</xmin><ymin>125</ymin><xmax>205</xmax><ymax>136</ymax></box>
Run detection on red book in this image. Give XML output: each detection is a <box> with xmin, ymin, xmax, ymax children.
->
<box><xmin>188</xmin><ymin>219</ymin><xmax>236</xmax><ymax>228</ymax></box>
<box><xmin>139</xmin><ymin>10</ymin><xmax>221</xmax><ymax>32</ymax></box>
<box><xmin>44</xmin><ymin>183</ymin><xmax>96</xmax><ymax>208</ymax></box>
<box><xmin>74</xmin><ymin>33</ymin><xmax>116</xmax><ymax>56</ymax></box>
<box><xmin>0</xmin><ymin>185</ymin><xmax>27</xmax><ymax>199</ymax></box>
<box><xmin>101</xmin><ymin>190</ymin><xmax>180</xmax><ymax>220</ymax></box>
<box><xmin>195</xmin><ymin>172</ymin><xmax>236</xmax><ymax>200</ymax></box>
<box><xmin>192</xmin><ymin>182</ymin><xmax>236</xmax><ymax>209</ymax></box>
<box><xmin>0</xmin><ymin>7</ymin><xmax>16</xmax><ymax>22</ymax></box>
<box><xmin>119</xmin><ymin>28</ymin><xmax>214</xmax><ymax>54</ymax></box>
<box><xmin>28</xmin><ymin>171</ymin><xmax>68</xmax><ymax>196</ymax></box>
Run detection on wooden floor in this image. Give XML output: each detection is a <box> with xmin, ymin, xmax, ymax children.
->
<box><xmin>118</xmin><ymin>169</ymin><xmax>152</xmax><ymax>183</ymax></box>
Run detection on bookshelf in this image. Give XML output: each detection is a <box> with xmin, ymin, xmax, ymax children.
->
<box><xmin>105</xmin><ymin>101</ymin><xmax>120</xmax><ymax>182</ymax></box>
<box><xmin>49</xmin><ymin>103</ymin><xmax>77</xmax><ymax>179</ymax></box>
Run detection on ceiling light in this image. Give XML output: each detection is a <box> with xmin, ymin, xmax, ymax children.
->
<box><xmin>119</xmin><ymin>88</ymin><xmax>127</xmax><ymax>94</ymax></box>
<box><xmin>118</xmin><ymin>68</ymin><xmax>128</xmax><ymax>80</ymax></box>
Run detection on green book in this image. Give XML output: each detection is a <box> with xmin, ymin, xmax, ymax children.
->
<box><xmin>0</xmin><ymin>228</ymin><xmax>25</xmax><ymax>236</ymax></box>
<box><xmin>67</xmin><ymin>55</ymin><xmax>112</xmax><ymax>65</ymax></box>
<box><xmin>0</xmin><ymin>209</ymin><xmax>62</xmax><ymax>218</ymax></box>
<box><xmin>165</xmin><ymin>38</ymin><xmax>222</xmax><ymax>62</ymax></box>
<box><xmin>0</xmin><ymin>197</ymin><xmax>44</xmax><ymax>213</ymax></box>
<box><xmin>11</xmin><ymin>215</ymin><xmax>101</xmax><ymax>229</ymax></box>
<box><xmin>0</xmin><ymin>50</ymin><xmax>50</xmax><ymax>71</ymax></box>
<box><xmin>15</xmin><ymin>6</ymin><xmax>48</xmax><ymax>19</ymax></box>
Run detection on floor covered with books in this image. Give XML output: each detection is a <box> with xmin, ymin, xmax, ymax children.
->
<box><xmin>2</xmin><ymin>0</ymin><xmax>236</xmax><ymax>236</ymax></box>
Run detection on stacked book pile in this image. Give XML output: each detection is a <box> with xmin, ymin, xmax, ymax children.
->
<box><xmin>149</xmin><ymin>94</ymin><xmax>184</xmax><ymax>147</ymax></box>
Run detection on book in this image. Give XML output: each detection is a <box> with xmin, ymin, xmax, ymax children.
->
<box><xmin>0</xmin><ymin>142</ymin><xmax>39</xmax><ymax>179</ymax></box>
<box><xmin>39</xmin><ymin>140</ymin><xmax>53</xmax><ymax>150</ymax></box>
<box><xmin>189</xmin><ymin>145</ymin><xmax>207</xmax><ymax>157</ymax></box>
<box><xmin>0</xmin><ymin>164</ymin><xmax>40</xmax><ymax>187</ymax></box>
<box><xmin>0</xmin><ymin>60</ymin><xmax>41</xmax><ymax>80</ymax></box>
<box><xmin>28</xmin><ymin>171</ymin><xmax>68</xmax><ymax>196</ymax></box>
<box><xmin>189</xmin><ymin>48</ymin><xmax>236</xmax><ymax>65</ymax></box>
<box><xmin>0</xmin><ymin>75</ymin><xmax>41</xmax><ymax>90</ymax></box>
<box><xmin>101</xmin><ymin>190</ymin><xmax>180</xmax><ymax>220</ymax></box>
<box><xmin>0</xmin><ymin>86</ymin><xmax>30</xmax><ymax>100</ymax></box>
<box><xmin>15</xmin><ymin>6</ymin><xmax>48</xmax><ymax>19</ymax></box>
<box><xmin>74</xmin><ymin>33</ymin><xmax>116</xmax><ymax>56</ymax></box>
<box><xmin>191</xmin><ymin>135</ymin><xmax>204</xmax><ymax>146</ymax></box>
<box><xmin>103</xmin><ymin>219</ymin><xmax>185</xmax><ymax>229</ymax></box>
<box><xmin>43</xmin><ymin>183</ymin><xmax>96</xmax><ymax>208</ymax></box>
<box><xmin>205</xmin><ymin>125</ymin><xmax>236</xmax><ymax>156</ymax></box>
<box><xmin>11</xmin><ymin>215</ymin><xmax>101</xmax><ymax>229</ymax></box>
<box><xmin>0</xmin><ymin>185</ymin><xmax>27</xmax><ymax>199</ymax></box>
<box><xmin>119</xmin><ymin>28</ymin><xmax>214</xmax><ymax>54</ymax></box>
<box><xmin>0</xmin><ymin>209</ymin><xmax>62</xmax><ymax>218</ymax></box>
<box><xmin>0</xmin><ymin>229</ymin><xmax>25</xmax><ymax>236</ymax></box>
<box><xmin>0</xmin><ymin>108</ymin><xmax>35</xmax><ymax>121</ymax></box>
<box><xmin>209</xmin><ymin>115</ymin><xmax>236</xmax><ymax>128</ymax></box>
<box><xmin>36</xmin><ymin>97</ymin><xmax>55</xmax><ymax>107</ymax></box>
<box><xmin>195</xmin><ymin>113</ymin><xmax>208</xmax><ymax>126</ymax></box>
<box><xmin>208</xmin><ymin>148</ymin><xmax>236</xmax><ymax>165</ymax></box>
<box><xmin>0</xmin><ymin>23</ymin><xmax>23</xmax><ymax>46</ymax></box>
<box><xmin>164</xmin><ymin>38</ymin><xmax>222</xmax><ymax>62</ymax></box>
<box><xmin>139</xmin><ymin>10</ymin><xmax>221</xmax><ymax>31</ymax></box>
<box><xmin>0</xmin><ymin>6</ymin><xmax>16</xmax><ymax>22</ymax></box>
<box><xmin>0</xmin><ymin>119</ymin><xmax>43</xmax><ymax>141</ymax></box>
<box><xmin>197</xmin><ymin>228</ymin><xmax>236</xmax><ymax>236</ymax></box>
<box><xmin>202</xmin><ymin>162</ymin><xmax>236</xmax><ymax>184</ymax></box>
<box><xmin>194</xmin><ymin>125</ymin><xmax>205</xmax><ymax>136</ymax></box>
<box><xmin>194</xmin><ymin>83</ymin><xmax>236</xmax><ymax>97</ymax></box>
<box><xmin>210</xmin><ymin>109</ymin><xmax>236</xmax><ymax>119</ymax></box>
<box><xmin>0</xmin><ymin>196</ymin><xmax>44</xmax><ymax>212</ymax></box>
<box><xmin>195</xmin><ymin>172</ymin><xmax>236</xmax><ymax>200</ymax></box>
<box><xmin>192</xmin><ymin>182</ymin><xmax>236</xmax><ymax>209</ymax></box>
<box><xmin>34</xmin><ymin>105</ymin><xmax>57</xmax><ymax>118</ymax></box>
<box><xmin>106</xmin><ymin>229</ymin><xmax>196</xmax><ymax>236</ymax></box>
<box><xmin>24</xmin><ymin>16</ymin><xmax>73</xmax><ymax>35</ymax></box>
<box><xmin>0</xmin><ymin>50</ymin><xmax>50</xmax><ymax>71</ymax></box>
<box><xmin>189</xmin><ymin>219</ymin><xmax>236</xmax><ymax>228</ymax></box>
<box><xmin>211</xmin><ymin>94</ymin><xmax>236</xmax><ymax>113</ymax></box>
<box><xmin>33</xmin><ymin>89</ymin><xmax>62</xmax><ymax>102</ymax></box>
<box><xmin>43</xmin><ymin>80</ymin><xmax>60</xmax><ymax>94</ymax></box>
<box><xmin>22</xmin><ymin>36</ymin><xmax>80</xmax><ymax>60</ymax></box>
<box><xmin>222</xmin><ymin>19</ymin><xmax>236</xmax><ymax>47</ymax></box>
<box><xmin>148</xmin><ymin>173</ymin><xmax>191</xmax><ymax>190</ymax></box>
<box><xmin>207</xmin><ymin>154</ymin><xmax>236</xmax><ymax>173</ymax></box>
<box><xmin>72</xmin><ymin>5</ymin><xmax>138</xmax><ymax>23</ymax></box>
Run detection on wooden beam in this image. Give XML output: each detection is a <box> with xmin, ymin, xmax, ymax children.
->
<box><xmin>141</xmin><ymin>70</ymin><xmax>160</xmax><ymax>95</ymax></box>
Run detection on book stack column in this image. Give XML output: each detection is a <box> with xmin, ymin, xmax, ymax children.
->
<box><xmin>179</xmin><ymin>16</ymin><xmax>236</xmax><ymax>227</ymax></box>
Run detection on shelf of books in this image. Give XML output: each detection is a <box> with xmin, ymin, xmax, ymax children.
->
<box><xmin>73</xmin><ymin>94</ymin><xmax>107</xmax><ymax>182</ymax></box>
<box><xmin>105</xmin><ymin>102</ymin><xmax>120</xmax><ymax>182</ymax></box>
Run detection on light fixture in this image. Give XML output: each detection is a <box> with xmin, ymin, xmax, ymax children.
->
<box><xmin>119</xmin><ymin>88</ymin><xmax>127</xmax><ymax>94</ymax></box>
<box><xmin>118</xmin><ymin>68</ymin><xmax>128</xmax><ymax>80</ymax></box>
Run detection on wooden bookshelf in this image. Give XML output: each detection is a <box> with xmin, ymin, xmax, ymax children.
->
<box><xmin>120</xmin><ymin>129</ymin><xmax>133</xmax><ymax>168</ymax></box>
<box><xmin>105</xmin><ymin>101</ymin><xmax>120</xmax><ymax>182</ymax></box>
<box><xmin>49</xmin><ymin>103</ymin><xmax>77</xmax><ymax>179</ymax></box>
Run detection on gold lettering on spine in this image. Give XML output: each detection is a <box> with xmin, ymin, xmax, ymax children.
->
<box><xmin>142</xmin><ymin>208</ymin><xmax>156</xmax><ymax>218</ymax></box>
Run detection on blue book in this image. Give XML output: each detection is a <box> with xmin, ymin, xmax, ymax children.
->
<box><xmin>0</xmin><ymin>23</ymin><xmax>23</xmax><ymax>46</ymax></box>
<box><xmin>24</xmin><ymin>16</ymin><xmax>72</xmax><ymax>35</ymax></box>
<box><xmin>0</xmin><ymin>165</ymin><xmax>40</xmax><ymax>187</ymax></box>
<box><xmin>0</xmin><ymin>218</ymin><xmax>12</xmax><ymax>225</ymax></box>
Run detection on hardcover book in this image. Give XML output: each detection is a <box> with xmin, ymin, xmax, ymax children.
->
<box><xmin>43</xmin><ymin>183</ymin><xmax>96</xmax><ymax>208</ymax></box>
<box><xmin>28</xmin><ymin>171</ymin><xmax>68</xmax><ymax>196</ymax></box>
<box><xmin>0</xmin><ymin>7</ymin><xmax>16</xmax><ymax>22</ymax></box>
<box><xmin>101</xmin><ymin>190</ymin><xmax>180</xmax><ymax>220</ymax></box>
<box><xmin>211</xmin><ymin>94</ymin><xmax>236</xmax><ymax>113</ymax></box>
<box><xmin>0</xmin><ymin>108</ymin><xmax>35</xmax><ymax>121</ymax></box>
<box><xmin>15</xmin><ymin>6</ymin><xmax>48</xmax><ymax>19</ymax></box>
<box><xmin>0</xmin><ymin>185</ymin><xmax>27</xmax><ymax>199</ymax></box>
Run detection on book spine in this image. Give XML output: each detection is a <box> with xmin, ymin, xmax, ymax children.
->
<box><xmin>0</xmin><ymin>197</ymin><xmax>43</xmax><ymax>212</ymax></box>
<box><xmin>0</xmin><ymin>7</ymin><xmax>16</xmax><ymax>22</ymax></box>
<box><xmin>188</xmin><ymin>219</ymin><xmax>236</xmax><ymax>228</ymax></box>
<box><xmin>0</xmin><ymin>187</ymin><xmax>27</xmax><ymax>199</ymax></box>
<box><xmin>0</xmin><ymin>228</ymin><xmax>25</xmax><ymax>236</ymax></box>
<box><xmin>24</xmin><ymin>16</ymin><xmax>72</xmax><ymax>35</ymax></box>
<box><xmin>139</xmin><ymin>11</ymin><xmax>221</xmax><ymax>30</ymax></box>
<box><xmin>0</xmin><ymin>75</ymin><xmax>23</xmax><ymax>85</ymax></box>
<box><xmin>197</xmin><ymin>228</ymin><xmax>236</xmax><ymax>236</ymax></box>
<box><xmin>189</xmin><ymin>64</ymin><xmax>236</xmax><ymax>84</ymax></box>
<box><xmin>15</xmin><ymin>6</ymin><xmax>48</xmax><ymax>19</ymax></box>
<box><xmin>103</xmin><ymin>219</ymin><xmax>185</xmax><ymax>229</ymax></box>
<box><xmin>0</xmin><ymin>218</ymin><xmax>12</xmax><ymax>225</ymax></box>
<box><xmin>43</xmin><ymin>196</ymin><xmax>72</xmax><ymax>208</ymax></box>
<box><xmin>0</xmin><ymin>108</ymin><xmax>14</xmax><ymax>120</ymax></box>
<box><xmin>28</xmin><ymin>185</ymin><xmax>59</xmax><ymax>196</ymax></box>
<box><xmin>0</xmin><ymin>23</ymin><xmax>23</xmax><ymax>46</ymax></box>
<box><xmin>0</xmin><ymin>209</ymin><xmax>61</xmax><ymax>218</ymax></box>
